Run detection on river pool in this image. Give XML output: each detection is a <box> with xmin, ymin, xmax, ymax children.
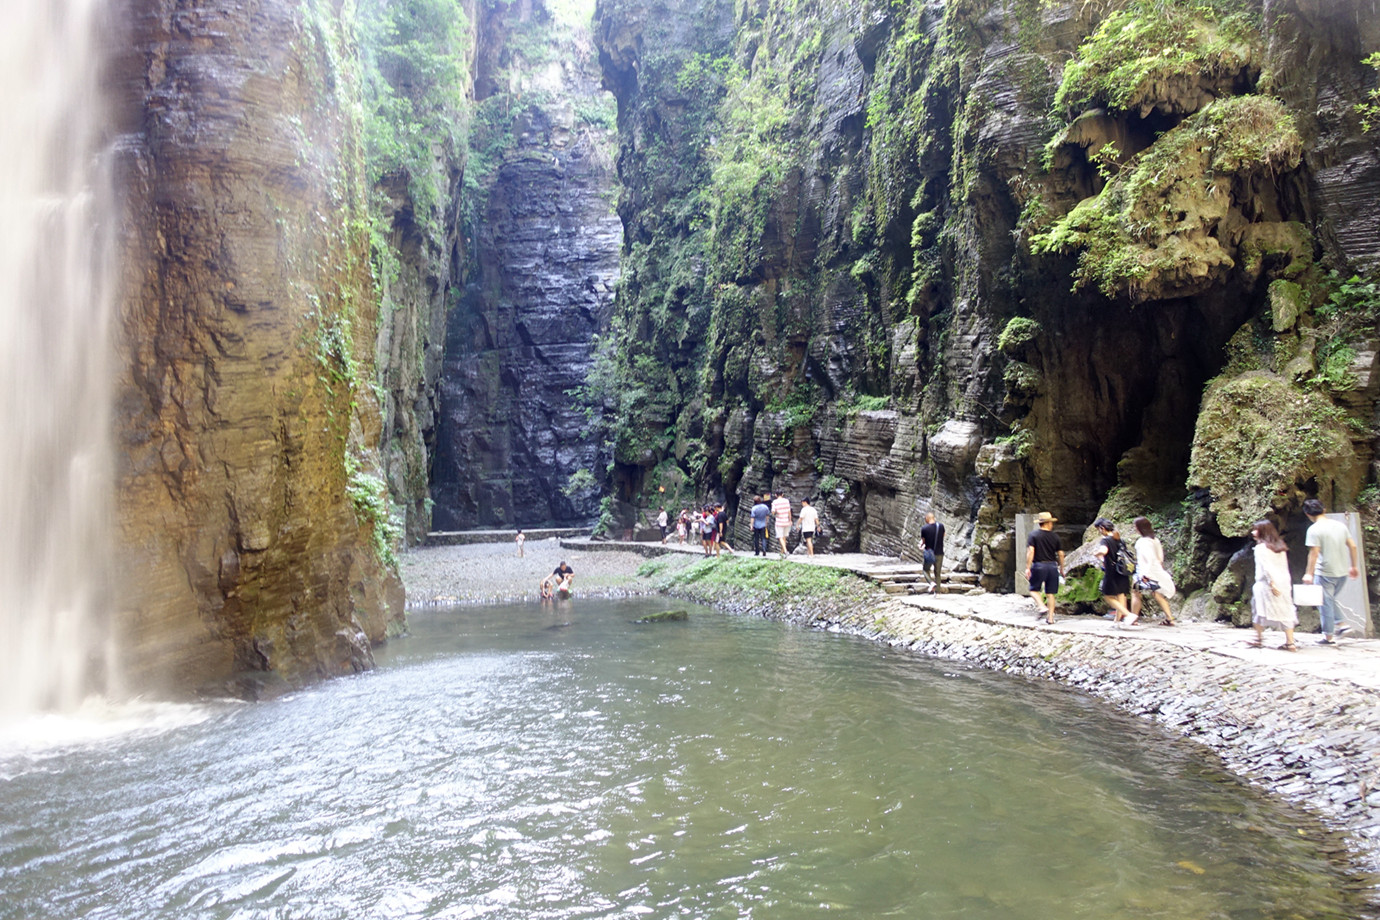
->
<box><xmin>0</xmin><ymin>597</ymin><xmax>1368</xmax><ymax>919</ymax></box>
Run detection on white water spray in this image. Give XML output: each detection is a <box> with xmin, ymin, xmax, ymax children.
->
<box><xmin>0</xmin><ymin>0</ymin><xmax>119</xmax><ymax>718</ymax></box>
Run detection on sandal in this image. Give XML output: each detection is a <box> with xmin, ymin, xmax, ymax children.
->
<box><xmin>1283</xmin><ymin>643</ymin><xmax>1298</xmax><ymax>652</ymax></box>
<box><xmin>1248</xmin><ymin>639</ymin><xmax>1263</xmax><ymax>648</ymax></box>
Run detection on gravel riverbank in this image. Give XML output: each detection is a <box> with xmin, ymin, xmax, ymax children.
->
<box><xmin>402</xmin><ymin>541</ymin><xmax>1380</xmax><ymax>893</ymax></box>
<box><xmin>400</xmin><ymin>538</ymin><xmax>657</xmax><ymax>606</ymax></box>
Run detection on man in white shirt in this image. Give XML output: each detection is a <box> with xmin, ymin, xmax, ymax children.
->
<box><xmin>1301</xmin><ymin>498</ymin><xmax>1359</xmax><ymax>645</ymax></box>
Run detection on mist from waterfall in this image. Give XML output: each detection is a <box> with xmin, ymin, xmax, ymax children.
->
<box><xmin>0</xmin><ymin>0</ymin><xmax>119</xmax><ymax>718</ymax></box>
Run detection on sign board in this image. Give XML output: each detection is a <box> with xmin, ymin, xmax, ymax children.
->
<box><xmin>1014</xmin><ymin>513</ymin><xmax>1035</xmax><ymax>597</ymax></box>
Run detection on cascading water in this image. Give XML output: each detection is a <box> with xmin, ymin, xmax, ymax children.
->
<box><xmin>0</xmin><ymin>0</ymin><xmax>119</xmax><ymax>718</ymax></box>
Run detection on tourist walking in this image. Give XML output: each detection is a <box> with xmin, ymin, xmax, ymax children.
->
<box><xmin>657</xmin><ymin>507</ymin><xmax>669</xmax><ymax>543</ymax></box>
<box><xmin>751</xmin><ymin>494</ymin><xmax>770</xmax><ymax>556</ymax></box>
<box><xmin>678</xmin><ymin>508</ymin><xmax>690</xmax><ymax>544</ymax></box>
<box><xmin>799</xmin><ymin>499</ymin><xmax>820</xmax><ymax>557</ymax></box>
<box><xmin>1249</xmin><ymin>519</ymin><xmax>1298</xmax><ymax>650</ymax></box>
<box><xmin>1130</xmin><ymin>516</ymin><xmax>1176</xmax><ymax>625</ymax></box>
<box><xmin>515</xmin><ymin>529</ymin><xmax>525</xmax><ymax>558</ymax></box>
<box><xmin>714</xmin><ymin>503</ymin><xmax>731</xmax><ymax>555</ymax></box>
<box><xmin>1024</xmin><ymin>511</ymin><xmax>1063</xmax><ymax>624</ymax></box>
<box><xmin>920</xmin><ymin>512</ymin><xmax>945</xmax><ymax>593</ymax></box>
<box><xmin>700</xmin><ymin>508</ymin><xmax>716</xmax><ymax>556</ymax></box>
<box><xmin>1302</xmin><ymin>498</ymin><xmax>1359</xmax><ymax>644</ymax></box>
<box><xmin>771</xmin><ymin>492</ymin><xmax>793</xmax><ymax>558</ymax></box>
<box><xmin>1093</xmin><ymin>518</ymin><xmax>1136</xmax><ymax>627</ymax></box>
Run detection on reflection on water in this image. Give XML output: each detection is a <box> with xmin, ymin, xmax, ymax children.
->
<box><xmin>0</xmin><ymin>599</ymin><xmax>1369</xmax><ymax>919</ymax></box>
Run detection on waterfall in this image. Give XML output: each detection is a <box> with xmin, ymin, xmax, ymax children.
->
<box><xmin>0</xmin><ymin>0</ymin><xmax>119</xmax><ymax>717</ymax></box>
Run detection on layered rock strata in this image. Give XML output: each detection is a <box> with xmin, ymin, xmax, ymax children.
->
<box><xmin>592</xmin><ymin>0</ymin><xmax>1380</xmax><ymax>621</ymax></box>
<box><xmin>113</xmin><ymin>0</ymin><xmax>402</xmax><ymax>697</ymax></box>
<box><xmin>430</xmin><ymin>2</ymin><xmax>622</xmax><ymax>529</ymax></box>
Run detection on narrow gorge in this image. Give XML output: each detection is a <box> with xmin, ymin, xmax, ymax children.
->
<box><xmin>5</xmin><ymin>0</ymin><xmax>1377</xmax><ymax>700</ymax></box>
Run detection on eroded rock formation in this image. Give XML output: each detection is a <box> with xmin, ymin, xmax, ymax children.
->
<box><xmin>430</xmin><ymin>1</ymin><xmax>621</xmax><ymax>529</ymax></box>
<box><xmin>590</xmin><ymin>0</ymin><xmax>1380</xmax><ymax>618</ymax></box>
<box><xmin>113</xmin><ymin>0</ymin><xmax>403</xmax><ymax>697</ymax></box>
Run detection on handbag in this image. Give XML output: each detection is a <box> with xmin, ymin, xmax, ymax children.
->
<box><xmin>1134</xmin><ymin>574</ymin><xmax>1161</xmax><ymax>593</ymax></box>
<box><xmin>1292</xmin><ymin>583</ymin><xmax>1323</xmax><ymax>606</ymax></box>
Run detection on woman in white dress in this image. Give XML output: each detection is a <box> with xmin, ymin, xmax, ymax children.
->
<box><xmin>1249</xmin><ymin>519</ymin><xmax>1297</xmax><ymax>651</ymax></box>
<box><xmin>1131</xmin><ymin>517</ymin><xmax>1177</xmax><ymax>625</ymax></box>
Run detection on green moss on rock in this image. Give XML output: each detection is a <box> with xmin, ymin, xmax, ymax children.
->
<box><xmin>1187</xmin><ymin>372</ymin><xmax>1357</xmax><ymax>536</ymax></box>
<box><xmin>1033</xmin><ymin>96</ymin><xmax>1302</xmax><ymax>300</ymax></box>
<box><xmin>1053</xmin><ymin>0</ymin><xmax>1261</xmax><ymax>118</ymax></box>
<box><xmin>1268</xmin><ymin>278</ymin><xmax>1307</xmax><ymax>332</ymax></box>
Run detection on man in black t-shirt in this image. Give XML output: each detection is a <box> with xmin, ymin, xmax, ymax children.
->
<box><xmin>542</xmin><ymin>561</ymin><xmax>575</xmax><ymax>597</ymax></box>
<box><xmin>919</xmin><ymin>512</ymin><xmax>945</xmax><ymax>594</ymax></box>
<box><xmin>1024</xmin><ymin>512</ymin><xmax>1064</xmax><ymax>624</ymax></box>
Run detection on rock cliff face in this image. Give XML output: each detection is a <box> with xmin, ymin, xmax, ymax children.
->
<box><xmin>430</xmin><ymin>1</ymin><xmax>621</xmax><ymax>529</ymax></box>
<box><xmin>592</xmin><ymin>0</ymin><xmax>1380</xmax><ymax>616</ymax></box>
<box><xmin>113</xmin><ymin>0</ymin><xmax>403</xmax><ymax>697</ymax></box>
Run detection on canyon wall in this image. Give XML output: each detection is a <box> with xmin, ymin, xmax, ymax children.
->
<box><xmin>113</xmin><ymin>0</ymin><xmax>404</xmax><ymax>697</ymax></box>
<box><xmin>592</xmin><ymin>0</ymin><xmax>1380</xmax><ymax>619</ymax></box>
<box><xmin>430</xmin><ymin>0</ymin><xmax>622</xmax><ymax>530</ymax></box>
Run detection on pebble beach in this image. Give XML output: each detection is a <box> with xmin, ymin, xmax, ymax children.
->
<box><xmin>399</xmin><ymin>537</ymin><xmax>657</xmax><ymax>606</ymax></box>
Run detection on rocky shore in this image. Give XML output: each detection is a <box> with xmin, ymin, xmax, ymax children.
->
<box><xmin>400</xmin><ymin>538</ymin><xmax>657</xmax><ymax>606</ymax></box>
<box><xmin>402</xmin><ymin>541</ymin><xmax>1380</xmax><ymax>890</ymax></box>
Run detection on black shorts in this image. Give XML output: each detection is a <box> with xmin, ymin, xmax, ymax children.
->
<box><xmin>1030</xmin><ymin>562</ymin><xmax>1060</xmax><ymax>595</ymax></box>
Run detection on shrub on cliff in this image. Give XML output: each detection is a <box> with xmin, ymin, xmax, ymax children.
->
<box><xmin>1053</xmin><ymin>0</ymin><xmax>1261</xmax><ymax>119</ymax></box>
<box><xmin>1032</xmin><ymin>95</ymin><xmax>1302</xmax><ymax>300</ymax></box>
<box><xmin>1186</xmin><ymin>372</ymin><xmax>1357</xmax><ymax>536</ymax></box>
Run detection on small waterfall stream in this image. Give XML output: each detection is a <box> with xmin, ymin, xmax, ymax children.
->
<box><xmin>0</xmin><ymin>0</ymin><xmax>118</xmax><ymax>717</ymax></box>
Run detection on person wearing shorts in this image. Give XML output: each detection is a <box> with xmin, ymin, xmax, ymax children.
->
<box><xmin>798</xmin><ymin>499</ymin><xmax>819</xmax><ymax>557</ymax></box>
<box><xmin>1024</xmin><ymin>512</ymin><xmax>1063</xmax><ymax>624</ymax></box>
<box><xmin>771</xmin><ymin>493</ymin><xmax>793</xmax><ymax>558</ymax></box>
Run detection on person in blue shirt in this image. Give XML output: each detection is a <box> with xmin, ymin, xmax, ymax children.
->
<box><xmin>750</xmin><ymin>495</ymin><xmax>770</xmax><ymax>556</ymax></box>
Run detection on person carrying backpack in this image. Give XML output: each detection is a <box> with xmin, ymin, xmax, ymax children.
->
<box><xmin>1093</xmin><ymin>518</ymin><xmax>1137</xmax><ymax>628</ymax></box>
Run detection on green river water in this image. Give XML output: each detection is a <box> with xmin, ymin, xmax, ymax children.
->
<box><xmin>0</xmin><ymin>597</ymin><xmax>1369</xmax><ymax>919</ymax></box>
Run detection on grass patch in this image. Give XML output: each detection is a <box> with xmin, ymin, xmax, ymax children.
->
<box><xmin>661</xmin><ymin>557</ymin><xmax>879</xmax><ymax>603</ymax></box>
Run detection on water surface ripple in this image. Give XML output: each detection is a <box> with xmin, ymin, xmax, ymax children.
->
<box><xmin>0</xmin><ymin>599</ymin><xmax>1367</xmax><ymax>919</ymax></box>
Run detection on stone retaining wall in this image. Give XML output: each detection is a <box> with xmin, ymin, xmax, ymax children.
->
<box><xmin>427</xmin><ymin>528</ymin><xmax>590</xmax><ymax>546</ymax></box>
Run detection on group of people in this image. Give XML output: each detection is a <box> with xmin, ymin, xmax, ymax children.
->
<box><xmin>1247</xmin><ymin>499</ymin><xmax>1360</xmax><ymax>649</ymax></box>
<box><xmin>657</xmin><ymin>494</ymin><xmax>822</xmax><ymax>559</ymax></box>
<box><xmin>1023</xmin><ymin>500</ymin><xmax>1362</xmax><ymax>646</ymax></box>
<box><xmin>539</xmin><ymin>560</ymin><xmax>575</xmax><ymax>599</ymax></box>
<box><xmin>749</xmin><ymin>493</ymin><xmax>819</xmax><ymax>558</ymax></box>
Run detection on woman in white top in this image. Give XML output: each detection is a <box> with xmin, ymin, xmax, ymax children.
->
<box><xmin>1130</xmin><ymin>516</ymin><xmax>1176</xmax><ymax>625</ymax></box>
<box><xmin>1249</xmin><ymin>519</ymin><xmax>1297</xmax><ymax>651</ymax></box>
<box><xmin>798</xmin><ymin>499</ymin><xmax>820</xmax><ymax>557</ymax></box>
